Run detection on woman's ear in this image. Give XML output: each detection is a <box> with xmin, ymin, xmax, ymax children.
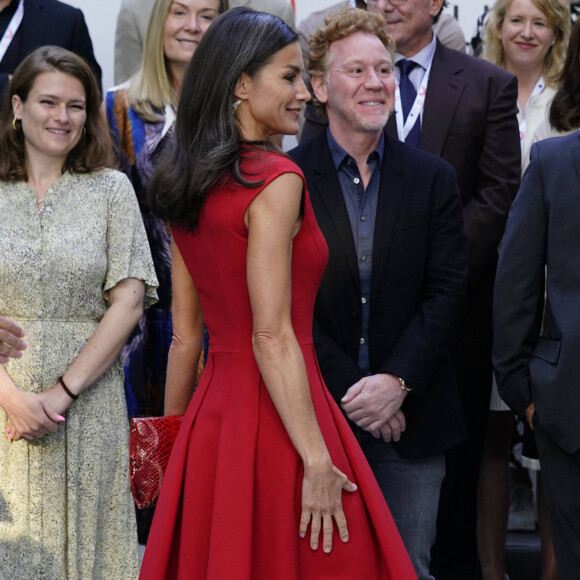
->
<box><xmin>234</xmin><ymin>72</ymin><xmax>251</xmax><ymax>100</ymax></box>
<box><xmin>12</xmin><ymin>94</ymin><xmax>22</xmax><ymax>119</ymax></box>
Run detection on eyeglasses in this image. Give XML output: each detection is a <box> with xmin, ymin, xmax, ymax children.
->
<box><xmin>365</xmin><ymin>0</ymin><xmax>409</xmax><ymax>6</ymax></box>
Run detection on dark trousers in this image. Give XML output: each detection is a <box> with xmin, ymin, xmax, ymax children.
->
<box><xmin>535</xmin><ymin>417</ymin><xmax>580</xmax><ymax>579</ymax></box>
<box><xmin>430</xmin><ymin>364</ymin><xmax>493</xmax><ymax>580</ymax></box>
<box><xmin>357</xmin><ymin>430</ymin><xmax>445</xmax><ymax>580</ymax></box>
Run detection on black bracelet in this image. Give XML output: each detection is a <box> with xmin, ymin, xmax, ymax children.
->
<box><xmin>58</xmin><ymin>376</ymin><xmax>78</xmax><ymax>400</ymax></box>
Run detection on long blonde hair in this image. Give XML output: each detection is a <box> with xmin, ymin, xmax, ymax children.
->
<box><xmin>483</xmin><ymin>0</ymin><xmax>570</xmax><ymax>86</ymax></box>
<box><xmin>129</xmin><ymin>0</ymin><xmax>227</xmax><ymax>122</ymax></box>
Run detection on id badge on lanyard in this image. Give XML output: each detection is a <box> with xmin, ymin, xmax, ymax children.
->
<box><xmin>0</xmin><ymin>0</ymin><xmax>24</xmax><ymax>64</ymax></box>
<box><xmin>394</xmin><ymin>63</ymin><xmax>431</xmax><ymax>143</ymax></box>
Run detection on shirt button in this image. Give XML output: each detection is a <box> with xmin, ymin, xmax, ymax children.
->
<box><xmin>361</xmin><ymin>297</ymin><xmax>367</xmax><ymax>304</ymax></box>
<box><xmin>361</xmin><ymin>216</ymin><xmax>366</xmax><ymax>222</ymax></box>
<box><xmin>359</xmin><ymin>338</ymin><xmax>365</xmax><ymax>345</ymax></box>
<box><xmin>354</xmin><ymin>177</ymin><xmax>360</xmax><ymax>185</ymax></box>
<box><xmin>361</xmin><ymin>255</ymin><xmax>367</xmax><ymax>262</ymax></box>
<box><xmin>35</xmin><ymin>345</ymin><xmax>41</xmax><ymax>351</ymax></box>
<box><xmin>36</xmin><ymin>311</ymin><xmax>43</xmax><ymax>317</ymax></box>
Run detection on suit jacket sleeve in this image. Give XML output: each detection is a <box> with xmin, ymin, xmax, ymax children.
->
<box><xmin>69</xmin><ymin>7</ymin><xmax>102</xmax><ymax>94</ymax></box>
<box><xmin>114</xmin><ymin>0</ymin><xmax>143</xmax><ymax>85</ymax></box>
<box><xmin>312</xmin><ymin>317</ymin><xmax>365</xmax><ymax>403</ymax></box>
<box><xmin>462</xmin><ymin>71</ymin><xmax>520</xmax><ymax>283</ymax></box>
<box><xmin>377</xmin><ymin>162</ymin><xmax>468</xmax><ymax>396</ymax></box>
<box><xmin>492</xmin><ymin>144</ymin><xmax>547</xmax><ymax>418</ymax></box>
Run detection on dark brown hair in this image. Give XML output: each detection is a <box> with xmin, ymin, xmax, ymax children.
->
<box><xmin>0</xmin><ymin>46</ymin><xmax>113</xmax><ymax>180</ymax></box>
<box><xmin>148</xmin><ymin>8</ymin><xmax>297</xmax><ymax>231</ymax></box>
<box><xmin>549</xmin><ymin>18</ymin><xmax>580</xmax><ymax>132</ymax></box>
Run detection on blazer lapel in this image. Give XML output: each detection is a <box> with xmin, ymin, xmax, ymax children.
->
<box><xmin>310</xmin><ymin>134</ymin><xmax>361</xmax><ymax>294</ymax></box>
<box><xmin>370</xmin><ymin>138</ymin><xmax>406</xmax><ymax>303</ymax></box>
<box><xmin>421</xmin><ymin>41</ymin><xmax>467</xmax><ymax>156</ymax></box>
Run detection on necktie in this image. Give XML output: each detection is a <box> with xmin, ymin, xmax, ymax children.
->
<box><xmin>396</xmin><ymin>59</ymin><xmax>421</xmax><ymax>148</ymax></box>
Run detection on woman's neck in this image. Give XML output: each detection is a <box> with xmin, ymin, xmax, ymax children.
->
<box><xmin>511</xmin><ymin>67</ymin><xmax>544</xmax><ymax>110</ymax></box>
<box><xmin>168</xmin><ymin>64</ymin><xmax>185</xmax><ymax>93</ymax></box>
<box><xmin>26</xmin><ymin>155</ymin><xmax>64</xmax><ymax>197</ymax></box>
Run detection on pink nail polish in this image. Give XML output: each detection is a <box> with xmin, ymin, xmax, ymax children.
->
<box><xmin>7</xmin><ymin>433</ymin><xmax>13</xmax><ymax>441</ymax></box>
<box><xmin>56</xmin><ymin>415</ymin><xmax>66</xmax><ymax>422</ymax></box>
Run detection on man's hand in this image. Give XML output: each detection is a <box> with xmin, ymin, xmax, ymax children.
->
<box><xmin>341</xmin><ymin>373</ymin><xmax>407</xmax><ymax>436</ymax></box>
<box><xmin>0</xmin><ymin>317</ymin><xmax>26</xmax><ymax>364</ymax></box>
<box><xmin>525</xmin><ymin>402</ymin><xmax>535</xmax><ymax>430</ymax></box>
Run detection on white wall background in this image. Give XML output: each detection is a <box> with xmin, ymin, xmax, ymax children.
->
<box><xmin>65</xmin><ymin>0</ymin><xmax>490</xmax><ymax>95</ymax></box>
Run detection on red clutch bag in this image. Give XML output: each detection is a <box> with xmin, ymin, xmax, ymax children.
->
<box><xmin>129</xmin><ymin>415</ymin><xmax>183</xmax><ymax>509</ymax></box>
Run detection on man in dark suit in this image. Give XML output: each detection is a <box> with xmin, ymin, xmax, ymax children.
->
<box><xmin>0</xmin><ymin>0</ymin><xmax>101</xmax><ymax>98</ymax></box>
<box><xmin>493</xmin><ymin>133</ymin><xmax>580</xmax><ymax>578</ymax></box>
<box><xmin>362</xmin><ymin>1</ymin><xmax>521</xmax><ymax>577</ymax></box>
<box><xmin>290</xmin><ymin>8</ymin><xmax>468</xmax><ymax>579</ymax></box>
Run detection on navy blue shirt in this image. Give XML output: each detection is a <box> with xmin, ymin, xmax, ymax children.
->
<box><xmin>327</xmin><ymin>127</ymin><xmax>384</xmax><ymax>373</ymax></box>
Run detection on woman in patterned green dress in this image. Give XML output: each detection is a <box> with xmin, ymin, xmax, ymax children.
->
<box><xmin>0</xmin><ymin>47</ymin><xmax>158</xmax><ymax>579</ymax></box>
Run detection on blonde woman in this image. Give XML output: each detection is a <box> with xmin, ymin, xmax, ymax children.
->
<box><xmin>105</xmin><ymin>0</ymin><xmax>227</xmax><ymax>425</ymax></box>
<box><xmin>484</xmin><ymin>0</ymin><xmax>570</xmax><ymax>170</ymax></box>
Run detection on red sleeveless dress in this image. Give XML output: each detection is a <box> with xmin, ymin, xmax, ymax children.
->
<box><xmin>139</xmin><ymin>150</ymin><xmax>417</xmax><ymax>579</ymax></box>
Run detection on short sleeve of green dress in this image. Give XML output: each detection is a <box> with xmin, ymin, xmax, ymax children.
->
<box><xmin>0</xmin><ymin>168</ymin><xmax>158</xmax><ymax>580</ymax></box>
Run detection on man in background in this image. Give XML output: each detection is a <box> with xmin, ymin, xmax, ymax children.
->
<box><xmin>368</xmin><ymin>0</ymin><xmax>520</xmax><ymax>577</ymax></box>
<box><xmin>0</xmin><ymin>0</ymin><xmax>101</xmax><ymax>97</ymax></box>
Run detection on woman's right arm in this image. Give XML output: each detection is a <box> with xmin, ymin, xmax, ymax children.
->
<box><xmin>163</xmin><ymin>238</ymin><xmax>204</xmax><ymax>416</ymax></box>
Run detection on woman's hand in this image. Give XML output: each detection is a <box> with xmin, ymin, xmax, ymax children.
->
<box><xmin>4</xmin><ymin>388</ymin><xmax>64</xmax><ymax>441</ymax></box>
<box><xmin>299</xmin><ymin>461</ymin><xmax>357</xmax><ymax>553</ymax></box>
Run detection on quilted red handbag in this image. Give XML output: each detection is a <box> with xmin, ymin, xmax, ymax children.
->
<box><xmin>129</xmin><ymin>415</ymin><xmax>183</xmax><ymax>509</ymax></box>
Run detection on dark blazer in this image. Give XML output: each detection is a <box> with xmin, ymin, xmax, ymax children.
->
<box><xmin>302</xmin><ymin>41</ymin><xmax>521</xmax><ymax>366</ymax></box>
<box><xmin>290</xmin><ymin>132</ymin><xmax>468</xmax><ymax>458</ymax></box>
<box><xmin>0</xmin><ymin>0</ymin><xmax>101</xmax><ymax>96</ymax></box>
<box><xmin>493</xmin><ymin>132</ymin><xmax>580</xmax><ymax>454</ymax></box>
<box><xmin>386</xmin><ymin>41</ymin><xmax>521</xmax><ymax>366</ymax></box>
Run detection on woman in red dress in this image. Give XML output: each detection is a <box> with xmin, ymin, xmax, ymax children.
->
<box><xmin>140</xmin><ymin>7</ymin><xmax>416</xmax><ymax>579</ymax></box>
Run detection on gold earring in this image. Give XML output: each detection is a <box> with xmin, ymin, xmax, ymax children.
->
<box><xmin>12</xmin><ymin>117</ymin><xmax>19</xmax><ymax>131</ymax></box>
<box><xmin>232</xmin><ymin>99</ymin><xmax>242</xmax><ymax>115</ymax></box>
<box><xmin>82</xmin><ymin>127</ymin><xmax>87</xmax><ymax>136</ymax></box>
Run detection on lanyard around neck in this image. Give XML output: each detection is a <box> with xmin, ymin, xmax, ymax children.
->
<box><xmin>394</xmin><ymin>61</ymin><xmax>432</xmax><ymax>143</ymax></box>
<box><xmin>0</xmin><ymin>0</ymin><xmax>23</xmax><ymax>64</ymax></box>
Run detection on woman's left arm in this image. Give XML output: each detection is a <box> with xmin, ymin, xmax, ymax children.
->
<box><xmin>38</xmin><ymin>278</ymin><xmax>145</xmax><ymax>414</ymax></box>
